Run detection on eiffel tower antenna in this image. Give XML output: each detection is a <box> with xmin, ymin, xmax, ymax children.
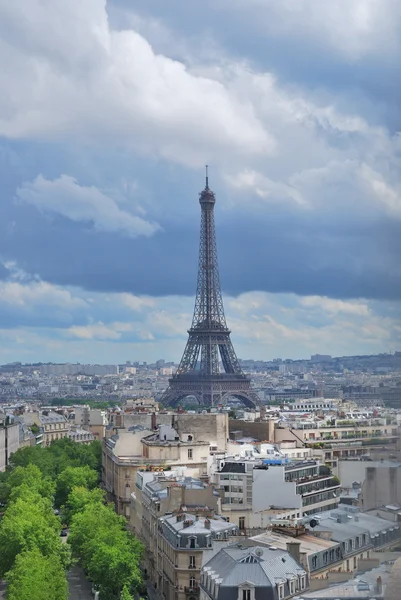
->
<box><xmin>160</xmin><ymin>173</ymin><xmax>258</xmax><ymax>408</ymax></box>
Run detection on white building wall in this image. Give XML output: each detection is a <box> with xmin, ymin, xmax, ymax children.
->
<box><xmin>252</xmin><ymin>467</ymin><xmax>301</xmax><ymax>512</ymax></box>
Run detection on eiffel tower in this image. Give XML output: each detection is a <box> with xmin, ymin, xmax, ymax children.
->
<box><xmin>160</xmin><ymin>169</ymin><xmax>259</xmax><ymax>409</ymax></box>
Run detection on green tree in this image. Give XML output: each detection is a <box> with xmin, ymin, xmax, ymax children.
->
<box><xmin>0</xmin><ymin>492</ymin><xmax>70</xmax><ymax>576</ymax></box>
<box><xmin>55</xmin><ymin>465</ymin><xmax>98</xmax><ymax>508</ymax></box>
<box><xmin>30</xmin><ymin>423</ymin><xmax>40</xmax><ymax>435</ymax></box>
<box><xmin>6</xmin><ymin>464</ymin><xmax>55</xmax><ymax>504</ymax></box>
<box><xmin>6</xmin><ymin>548</ymin><xmax>68</xmax><ymax>600</ymax></box>
<box><xmin>120</xmin><ymin>583</ymin><xmax>134</xmax><ymax>600</ymax></box>
<box><xmin>63</xmin><ymin>486</ymin><xmax>105</xmax><ymax>525</ymax></box>
<box><xmin>69</xmin><ymin>502</ymin><xmax>143</xmax><ymax>598</ymax></box>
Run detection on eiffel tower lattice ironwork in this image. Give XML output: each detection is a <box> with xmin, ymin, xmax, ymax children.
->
<box><xmin>160</xmin><ymin>170</ymin><xmax>258</xmax><ymax>409</ymax></box>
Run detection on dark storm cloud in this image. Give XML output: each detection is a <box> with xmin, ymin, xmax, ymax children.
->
<box><xmin>1</xmin><ymin>160</ymin><xmax>400</xmax><ymax>302</ymax></box>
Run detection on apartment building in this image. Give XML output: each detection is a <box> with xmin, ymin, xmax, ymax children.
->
<box><xmin>39</xmin><ymin>411</ymin><xmax>69</xmax><ymax>446</ymax></box>
<box><xmin>155</xmin><ymin>513</ymin><xmax>237</xmax><ymax>600</ymax></box>
<box><xmin>112</xmin><ymin>412</ymin><xmax>229</xmax><ymax>454</ymax></box>
<box><xmin>274</xmin><ymin>421</ymin><xmax>399</xmax><ymax>470</ymax></box>
<box><xmin>130</xmin><ymin>469</ymin><xmax>236</xmax><ymax>600</ymax></box>
<box><xmin>200</xmin><ymin>545</ymin><xmax>309</xmax><ymax>600</ymax></box>
<box><xmin>130</xmin><ymin>469</ymin><xmax>221</xmax><ymax>541</ymax></box>
<box><xmin>103</xmin><ymin>421</ymin><xmax>215</xmax><ymax>516</ymax></box>
<box><xmin>73</xmin><ymin>406</ymin><xmax>108</xmax><ymax>439</ymax></box>
<box><xmin>102</xmin><ymin>426</ymin><xmax>153</xmax><ymax>516</ymax></box>
<box><xmin>251</xmin><ymin>505</ymin><xmax>401</xmax><ymax>580</ymax></box>
<box><xmin>0</xmin><ymin>418</ymin><xmax>20</xmax><ymax>471</ymax></box>
<box><xmin>339</xmin><ymin>460</ymin><xmax>401</xmax><ymax>511</ymax></box>
<box><xmin>211</xmin><ymin>458</ymin><xmax>340</xmax><ymax>529</ymax></box>
<box><xmin>67</xmin><ymin>427</ymin><xmax>95</xmax><ymax>444</ymax></box>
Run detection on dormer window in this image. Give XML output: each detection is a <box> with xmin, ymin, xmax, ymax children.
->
<box><xmin>278</xmin><ymin>584</ymin><xmax>285</xmax><ymax>600</ymax></box>
<box><xmin>237</xmin><ymin>583</ymin><xmax>255</xmax><ymax>600</ymax></box>
<box><xmin>189</xmin><ymin>537</ymin><xmax>196</xmax><ymax>549</ymax></box>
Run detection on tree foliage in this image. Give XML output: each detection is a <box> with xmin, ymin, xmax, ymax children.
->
<box><xmin>63</xmin><ymin>485</ymin><xmax>105</xmax><ymax>525</ymax></box>
<box><xmin>6</xmin><ymin>548</ymin><xmax>68</xmax><ymax>600</ymax></box>
<box><xmin>5</xmin><ymin>464</ymin><xmax>55</xmax><ymax>504</ymax></box>
<box><xmin>120</xmin><ymin>584</ymin><xmax>134</xmax><ymax>600</ymax></box>
<box><xmin>0</xmin><ymin>490</ymin><xmax>71</xmax><ymax>576</ymax></box>
<box><xmin>8</xmin><ymin>438</ymin><xmax>102</xmax><ymax>479</ymax></box>
<box><xmin>55</xmin><ymin>465</ymin><xmax>98</xmax><ymax>508</ymax></box>
<box><xmin>1</xmin><ymin>436</ymin><xmax>143</xmax><ymax>600</ymax></box>
<box><xmin>69</xmin><ymin>502</ymin><xmax>143</xmax><ymax>599</ymax></box>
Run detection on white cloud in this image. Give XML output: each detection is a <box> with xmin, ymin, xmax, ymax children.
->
<box><xmin>0</xmin><ymin>0</ymin><xmax>273</xmax><ymax>167</ymax></box>
<box><xmin>299</xmin><ymin>296</ymin><xmax>370</xmax><ymax>317</ymax></box>
<box><xmin>0</xmin><ymin>279</ymin><xmax>87</xmax><ymax>310</ymax></box>
<box><xmin>225</xmin><ymin>169</ymin><xmax>306</xmax><ymax>206</ymax></box>
<box><xmin>120</xmin><ymin>293</ymin><xmax>156</xmax><ymax>311</ymax></box>
<box><xmin>225</xmin><ymin>0</ymin><xmax>401</xmax><ymax>60</ymax></box>
<box><xmin>360</xmin><ymin>165</ymin><xmax>401</xmax><ymax>217</ymax></box>
<box><xmin>16</xmin><ymin>174</ymin><xmax>159</xmax><ymax>237</ymax></box>
<box><xmin>68</xmin><ymin>321</ymin><xmax>133</xmax><ymax>340</ymax></box>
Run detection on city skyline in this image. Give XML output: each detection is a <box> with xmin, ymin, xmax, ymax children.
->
<box><xmin>0</xmin><ymin>1</ymin><xmax>400</xmax><ymax>363</ymax></box>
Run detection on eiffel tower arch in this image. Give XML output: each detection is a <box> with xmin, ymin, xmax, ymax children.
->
<box><xmin>160</xmin><ymin>170</ymin><xmax>259</xmax><ymax>409</ymax></box>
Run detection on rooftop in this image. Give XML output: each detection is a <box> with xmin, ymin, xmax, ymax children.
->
<box><xmin>162</xmin><ymin>513</ymin><xmax>235</xmax><ymax>536</ymax></box>
<box><xmin>250</xmin><ymin>531</ymin><xmax>337</xmax><ymax>555</ymax></box>
<box><xmin>203</xmin><ymin>544</ymin><xmax>306</xmax><ymax>588</ymax></box>
<box><xmin>306</xmin><ymin>506</ymin><xmax>400</xmax><ymax>541</ymax></box>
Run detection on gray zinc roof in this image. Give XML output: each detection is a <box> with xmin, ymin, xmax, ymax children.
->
<box><xmin>307</xmin><ymin>508</ymin><xmax>398</xmax><ymax>541</ymax></box>
<box><xmin>204</xmin><ymin>545</ymin><xmax>306</xmax><ymax>588</ymax></box>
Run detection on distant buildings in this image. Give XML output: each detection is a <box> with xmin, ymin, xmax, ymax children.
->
<box><xmin>39</xmin><ymin>363</ymin><xmax>119</xmax><ymax>376</ymax></box>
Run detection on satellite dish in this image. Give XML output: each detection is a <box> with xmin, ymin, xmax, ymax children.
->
<box><xmin>255</xmin><ymin>548</ymin><xmax>263</xmax><ymax>557</ymax></box>
<box><xmin>309</xmin><ymin>519</ymin><xmax>318</xmax><ymax>529</ymax></box>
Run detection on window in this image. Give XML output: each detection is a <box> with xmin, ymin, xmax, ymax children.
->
<box><xmin>242</xmin><ymin>590</ymin><xmax>251</xmax><ymax>600</ymax></box>
<box><xmin>189</xmin><ymin>576</ymin><xmax>196</xmax><ymax>590</ymax></box>
<box><xmin>189</xmin><ymin>556</ymin><xmax>196</xmax><ymax>569</ymax></box>
<box><xmin>189</xmin><ymin>537</ymin><xmax>196</xmax><ymax>549</ymax></box>
<box><xmin>289</xmin><ymin>580</ymin><xmax>296</xmax><ymax>594</ymax></box>
<box><xmin>188</xmin><ymin>448</ymin><xmax>193</xmax><ymax>459</ymax></box>
<box><xmin>278</xmin><ymin>584</ymin><xmax>285</xmax><ymax>600</ymax></box>
<box><xmin>239</xmin><ymin>517</ymin><xmax>245</xmax><ymax>530</ymax></box>
<box><xmin>300</xmin><ymin>576</ymin><xmax>306</xmax><ymax>590</ymax></box>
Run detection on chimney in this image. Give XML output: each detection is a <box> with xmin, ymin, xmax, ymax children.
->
<box><xmin>204</xmin><ymin>518</ymin><xmax>211</xmax><ymax>530</ymax></box>
<box><xmin>376</xmin><ymin>576</ymin><xmax>382</xmax><ymax>594</ymax></box>
<box><xmin>286</xmin><ymin>542</ymin><xmax>301</xmax><ymax>564</ymax></box>
<box><xmin>151</xmin><ymin>412</ymin><xmax>157</xmax><ymax>431</ymax></box>
<box><xmin>183</xmin><ymin>519</ymin><xmax>193</xmax><ymax>528</ymax></box>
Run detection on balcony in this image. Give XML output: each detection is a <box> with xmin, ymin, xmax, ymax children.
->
<box><xmin>298</xmin><ymin>479</ymin><xmax>340</xmax><ymax>497</ymax></box>
<box><xmin>185</xmin><ymin>587</ymin><xmax>199</xmax><ymax>594</ymax></box>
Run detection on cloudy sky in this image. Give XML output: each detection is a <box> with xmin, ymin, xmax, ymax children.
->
<box><xmin>0</xmin><ymin>0</ymin><xmax>400</xmax><ymax>364</ymax></box>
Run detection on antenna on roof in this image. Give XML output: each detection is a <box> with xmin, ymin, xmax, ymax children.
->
<box><xmin>205</xmin><ymin>165</ymin><xmax>209</xmax><ymax>189</ymax></box>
